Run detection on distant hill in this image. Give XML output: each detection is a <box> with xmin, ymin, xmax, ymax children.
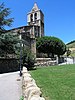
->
<box><xmin>66</xmin><ymin>40</ymin><xmax>75</xmax><ymax>57</ymax></box>
<box><xmin>66</xmin><ymin>40</ymin><xmax>75</xmax><ymax>48</ymax></box>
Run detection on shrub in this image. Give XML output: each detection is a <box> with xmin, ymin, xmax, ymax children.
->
<box><xmin>22</xmin><ymin>48</ymin><xmax>35</xmax><ymax>70</ymax></box>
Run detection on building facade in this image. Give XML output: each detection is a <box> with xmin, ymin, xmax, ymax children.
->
<box><xmin>8</xmin><ymin>3</ymin><xmax>44</xmax><ymax>57</ymax></box>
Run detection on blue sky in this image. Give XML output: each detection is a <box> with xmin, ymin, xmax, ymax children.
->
<box><xmin>1</xmin><ymin>0</ymin><xmax>75</xmax><ymax>43</ymax></box>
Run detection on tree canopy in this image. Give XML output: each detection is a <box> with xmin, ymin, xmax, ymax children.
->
<box><xmin>36</xmin><ymin>36</ymin><xmax>66</xmax><ymax>57</ymax></box>
<box><xmin>0</xmin><ymin>3</ymin><xmax>13</xmax><ymax>32</ymax></box>
<box><xmin>0</xmin><ymin>3</ymin><xmax>19</xmax><ymax>57</ymax></box>
<box><xmin>0</xmin><ymin>32</ymin><xmax>20</xmax><ymax>57</ymax></box>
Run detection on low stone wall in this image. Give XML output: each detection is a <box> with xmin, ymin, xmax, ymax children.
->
<box><xmin>22</xmin><ymin>67</ymin><xmax>45</xmax><ymax>100</ymax></box>
<box><xmin>0</xmin><ymin>58</ymin><xmax>19</xmax><ymax>74</ymax></box>
<box><xmin>35</xmin><ymin>58</ymin><xmax>57</xmax><ymax>66</ymax></box>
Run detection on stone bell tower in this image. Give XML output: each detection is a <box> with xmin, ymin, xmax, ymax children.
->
<box><xmin>27</xmin><ymin>3</ymin><xmax>44</xmax><ymax>37</ymax></box>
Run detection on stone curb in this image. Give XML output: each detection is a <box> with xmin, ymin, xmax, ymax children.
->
<box><xmin>22</xmin><ymin>67</ymin><xmax>45</xmax><ymax>100</ymax></box>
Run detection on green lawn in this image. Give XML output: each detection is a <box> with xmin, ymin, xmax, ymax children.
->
<box><xmin>30</xmin><ymin>64</ymin><xmax>75</xmax><ymax>100</ymax></box>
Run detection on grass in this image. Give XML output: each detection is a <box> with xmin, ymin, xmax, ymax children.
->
<box><xmin>30</xmin><ymin>64</ymin><xmax>75</xmax><ymax>100</ymax></box>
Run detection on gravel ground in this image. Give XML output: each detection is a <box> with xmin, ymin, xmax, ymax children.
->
<box><xmin>0</xmin><ymin>71</ymin><xmax>22</xmax><ymax>100</ymax></box>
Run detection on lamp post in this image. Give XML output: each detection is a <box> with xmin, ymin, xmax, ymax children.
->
<box><xmin>19</xmin><ymin>34</ymin><xmax>22</xmax><ymax>76</ymax></box>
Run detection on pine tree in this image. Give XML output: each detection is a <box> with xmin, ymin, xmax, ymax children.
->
<box><xmin>0</xmin><ymin>3</ymin><xmax>13</xmax><ymax>33</ymax></box>
<box><xmin>0</xmin><ymin>3</ymin><xmax>19</xmax><ymax>57</ymax></box>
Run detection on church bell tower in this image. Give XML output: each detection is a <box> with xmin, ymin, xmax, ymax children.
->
<box><xmin>27</xmin><ymin>3</ymin><xmax>44</xmax><ymax>37</ymax></box>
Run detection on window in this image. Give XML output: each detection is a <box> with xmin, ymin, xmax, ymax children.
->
<box><xmin>31</xmin><ymin>14</ymin><xmax>33</xmax><ymax>22</ymax></box>
<box><xmin>34</xmin><ymin>13</ymin><xmax>37</xmax><ymax>20</ymax></box>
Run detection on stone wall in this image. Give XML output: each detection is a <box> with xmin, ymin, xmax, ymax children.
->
<box><xmin>35</xmin><ymin>58</ymin><xmax>57</xmax><ymax>66</ymax></box>
<box><xmin>0</xmin><ymin>58</ymin><xmax>19</xmax><ymax>74</ymax></box>
<box><xmin>22</xmin><ymin>67</ymin><xmax>45</xmax><ymax>100</ymax></box>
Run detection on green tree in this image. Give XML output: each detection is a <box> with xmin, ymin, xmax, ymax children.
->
<box><xmin>22</xmin><ymin>48</ymin><xmax>35</xmax><ymax>70</ymax></box>
<box><xmin>0</xmin><ymin>2</ymin><xmax>17</xmax><ymax>57</ymax></box>
<box><xmin>0</xmin><ymin>32</ymin><xmax>20</xmax><ymax>57</ymax></box>
<box><xmin>36</xmin><ymin>36</ymin><xmax>66</xmax><ymax>57</ymax></box>
<box><xmin>66</xmin><ymin>48</ymin><xmax>71</xmax><ymax>57</ymax></box>
<box><xmin>0</xmin><ymin>2</ymin><xmax>13</xmax><ymax>33</ymax></box>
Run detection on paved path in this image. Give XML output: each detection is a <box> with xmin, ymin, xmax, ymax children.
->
<box><xmin>0</xmin><ymin>71</ymin><xmax>22</xmax><ymax>100</ymax></box>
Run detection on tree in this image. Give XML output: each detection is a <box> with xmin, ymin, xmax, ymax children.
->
<box><xmin>0</xmin><ymin>3</ymin><xmax>16</xmax><ymax>57</ymax></box>
<box><xmin>36</xmin><ymin>36</ymin><xmax>66</xmax><ymax>57</ymax></box>
<box><xmin>22</xmin><ymin>48</ymin><xmax>35</xmax><ymax>70</ymax></box>
<box><xmin>0</xmin><ymin>32</ymin><xmax>20</xmax><ymax>57</ymax></box>
<box><xmin>0</xmin><ymin>3</ymin><xmax>13</xmax><ymax>33</ymax></box>
<box><xmin>66</xmin><ymin>48</ymin><xmax>71</xmax><ymax>57</ymax></box>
